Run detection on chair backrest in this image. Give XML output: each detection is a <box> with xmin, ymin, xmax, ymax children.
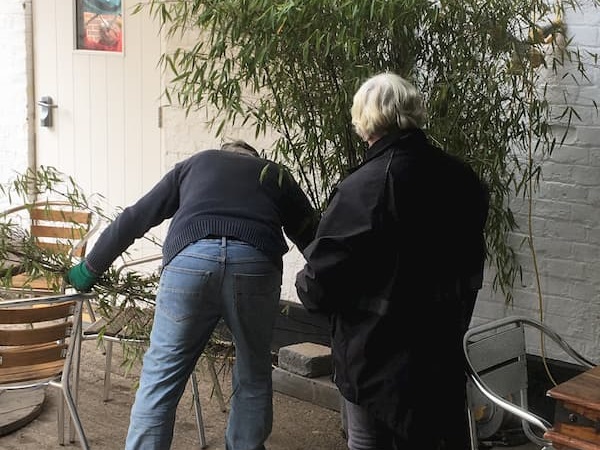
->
<box><xmin>28</xmin><ymin>203</ymin><xmax>92</xmax><ymax>258</ymax></box>
<box><xmin>1</xmin><ymin>201</ymin><xmax>97</xmax><ymax>293</ymax></box>
<box><xmin>0</xmin><ymin>294</ymin><xmax>82</xmax><ymax>386</ymax></box>
<box><xmin>464</xmin><ymin>315</ymin><xmax>595</xmax><ymax>449</ymax></box>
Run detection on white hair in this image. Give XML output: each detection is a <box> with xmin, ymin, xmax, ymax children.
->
<box><xmin>351</xmin><ymin>72</ymin><xmax>426</xmax><ymax>142</ymax></box>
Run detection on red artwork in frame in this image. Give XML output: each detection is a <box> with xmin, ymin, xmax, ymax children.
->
<box><xmin>76</xmin><ymin>0</ymin><xmax>123</xmax><ymax>52</ymax></box>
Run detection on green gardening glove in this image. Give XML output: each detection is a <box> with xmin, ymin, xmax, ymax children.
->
<box><xmin>66</xmin><ymin>261</ymin><xmax>98</xmax><ymax>292</ymax></box>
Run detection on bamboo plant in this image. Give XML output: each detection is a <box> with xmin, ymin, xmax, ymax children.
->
<box><xmin>139</xmin><ymin>0</ymin><xmax>599</xmax><ymax>303</ymax></box>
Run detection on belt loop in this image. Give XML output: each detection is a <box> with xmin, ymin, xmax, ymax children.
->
<box><xmin>221</xmin><ymin>236</ymin><xmax>227</xmax><ymax>247</ymax></box>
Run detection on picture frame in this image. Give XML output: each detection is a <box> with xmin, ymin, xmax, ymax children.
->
<box><xmin>75</xmin><ymin>0</ymin><xmax>123</xmax><ymax>52</ymax></box>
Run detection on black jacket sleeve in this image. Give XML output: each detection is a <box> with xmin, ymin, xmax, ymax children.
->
<box><xmin>295</xmin><ymin>166</ymin><xmax>384</xmax><ymax>314</ymax></box>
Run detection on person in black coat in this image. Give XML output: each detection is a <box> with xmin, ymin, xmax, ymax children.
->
<box><xmin>296</xmin><ymin>72</ymin><xmax>489</xmax><ymax>450</ymax></box>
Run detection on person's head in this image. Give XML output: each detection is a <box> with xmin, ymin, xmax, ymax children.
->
<box><xmin>220</xmin><ymin>140</ymin><xmax>260</xmax><ymax>157</ymax></box>
<box><xmin>351</xmin><ymin>72</ymin><xmax>426</xmax><ymax>143</ymax></box>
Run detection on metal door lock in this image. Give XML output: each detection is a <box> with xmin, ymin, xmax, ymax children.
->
<box><xmin>38</xmin><ymin>96</ymin><xmax>58</xmax><ymax>127</ymax></box>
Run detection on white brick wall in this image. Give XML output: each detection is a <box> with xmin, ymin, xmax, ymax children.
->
<box><xmin>0</xmin><ymin>0</ymin><xmax>31</xmax><ymax>209</ymax></box>
<box><xmin>473</xmin><ymin>5</ymin><xmax>600</xmax><ymax>362</ymax></box>
<box><xmin>1</xmin><ymin>2</ymin><xmax>600</xmax><ymax>363</ymax></box>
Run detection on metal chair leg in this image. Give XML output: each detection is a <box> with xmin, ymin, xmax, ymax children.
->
<box><xmin>206</xmin><ymin>359</ymin><xmax>227</xmax><ymax>412</ymax></box>
<box><xmin>51</xmin><ymin>380</ymin><xmax>90</xmax><ymax>450</ymax></box>
<box><xmin>104</xmin><ymin>340</ymin><xmax>114</xmax><ymax>401</ymax></box>
<box><xmin>57</xmin><ymin>393</ymin><xmax>65</xmax><ymax>445</ymax></box>
<box><xmin>70</xmin><ymin>318</ymin><xmax>83</xmax><ymax>443</ymax></box>
<box><xmin>190</xmin><ymin>371</ymin><xmax>208</xmax><ymax>449</ymax></box>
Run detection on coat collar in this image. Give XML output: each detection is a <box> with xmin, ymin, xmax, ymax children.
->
<box><xmin>345</xmin><ymin>128</ymin><xmax>426</xmax><ymax>175</ymax></box>
<box><xmin>365</xmin><ymin>128</ymin><xmax>425</xmax><ymax>162</ymax></box>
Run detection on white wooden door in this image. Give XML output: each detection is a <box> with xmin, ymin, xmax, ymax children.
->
<box><xmin>32</xmin><ymin>0</ymin><xmax>163</xmax><ymax>231</ymax></box>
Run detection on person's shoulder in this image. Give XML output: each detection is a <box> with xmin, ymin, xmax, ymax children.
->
<box><xmin>179</xmin><ymin>148</ymin><xmax>220</xmax><ymax>162</ymax></box>
<box><xmin>337</xmin><ymin>156</ymin><xmax>388</xmax><ymax>195</ymax></box>
<box><xmin>195</xmin><ymin>148</ymin><xmax>221</xmax><ymax>158</ymax></box>
<box><xmin>258</xmin><ymin>160</ymin><xmax>299</xmax><ymax>187</ymax></box>
<box><xmin>438</xmin><ymin>150</ymin><xmax>488</xmax><ymax>197</ymax></box>
<box><xmin>427</xmin><ymin>142</ymin><xmax>473</xmax><ymax>174</ymax></box>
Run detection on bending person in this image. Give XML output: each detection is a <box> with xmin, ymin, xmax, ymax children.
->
<box><xmin>67</xmin><ymin>140</ymin><xmax>319</xmax><ymax>450</ymax></box>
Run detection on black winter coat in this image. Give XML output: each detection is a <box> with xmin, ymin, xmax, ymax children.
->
<box><xmin>296</xmin><ymin>129</ymin><xmax>489</xmax><ymax>449</ymax></box>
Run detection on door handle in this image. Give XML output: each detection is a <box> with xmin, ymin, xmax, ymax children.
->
<box><xmin>37</xmin><ymin>96</ymin><xmax>58</xmax><ymax>127</ymax></box>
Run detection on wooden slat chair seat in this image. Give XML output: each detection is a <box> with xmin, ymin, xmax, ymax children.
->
<box><xmin>0</xmin><ymin>339</ymin><xmax>67</xmax><ymax>385</ymax></box>
<box><xmin>0</xmin><ymin>293</ymin><xmax>92</xmax><ymax>449</ymax></box>
<box><xmin>84</xmin><ymin>305</ymin><xmax>153</xmax><ymax>340</ymax></box>
<box><xmin>0</xmin><ymin>360</ymin><xmax>65</xmax><ymax>385</ymax></box>
<box><xmin>8</xmin><ymin>274</ymin><xmax>63</xmax><ymax>291</ymax></box>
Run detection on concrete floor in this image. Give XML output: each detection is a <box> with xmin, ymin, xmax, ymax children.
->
<box><xmin>485</xmin><ymin>436</ymin><xmax>543</xmax><ymax>450</ymax></box>
<box><xmin>490</xmin><ymin>444</ymin><xmax>542</xmax><ymax>450</ymax></box>
<box><xmin>0</xmin><ymin>336</ymin><xmax>549</xmax><ymax>450</ymax></box>
<box><xmin>0</xmin><ymin>339</ymin><xmax>349</xmax><ymax>450</ymax></box>
<box><xmin>479</xmin><ymin>433</ymin><xmax>544</xmax><ymax>449</ymax></box>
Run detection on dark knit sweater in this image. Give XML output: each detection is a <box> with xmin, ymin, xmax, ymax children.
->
<box><xmin>85</xmin><ymin>149</ymin><xmax>318</xmax><ymax>273</ymax></box>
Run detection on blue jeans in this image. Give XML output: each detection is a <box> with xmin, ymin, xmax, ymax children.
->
<box><xmin>125</xmin><ymin>238</ymin><xmax>282</xmax><ymax>450</ymax></box>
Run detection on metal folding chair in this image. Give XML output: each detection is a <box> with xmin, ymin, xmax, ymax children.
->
<box><xmin>464</xmin><ymin>315</ymin><xmax>595</xmax><ymax>450</ymax></box>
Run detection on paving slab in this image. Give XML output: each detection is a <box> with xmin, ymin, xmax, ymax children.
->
<box><xmin>278</xmin><ymin>342</ymin><xmax>333</xmax><ymax>378</ymax></box>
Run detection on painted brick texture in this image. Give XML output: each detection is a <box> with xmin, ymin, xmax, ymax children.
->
<box><xmin>474</xmin><ymin>5</ymin><xmax>600</xmax><ymax>363</ymax></box>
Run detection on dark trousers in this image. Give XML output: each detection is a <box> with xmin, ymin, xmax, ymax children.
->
<box><xmin>343</xmin><ymin>397</ymin><xmax>470</xmax><ymax>450</ymax></box>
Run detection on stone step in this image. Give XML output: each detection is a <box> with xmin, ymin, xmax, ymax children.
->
<box><xmin>277</xmin><ymin>342</ymin><xmax>333</xmax><ymax>378</ymax></box>
<box><xmin>273</xmin><ymin>342</ymin><xmax>341</xmax><ymax>412</ymax></box>
<box><xmin>272</xmin><ymin>366</ymin><xmax>341</xmax><ymax>412</ymax></box>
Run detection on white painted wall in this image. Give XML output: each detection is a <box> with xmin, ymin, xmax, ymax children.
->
<box><xmin>0</xmin><ymin>0</ymin><xmax>33</xmax><ymax>210</ymax></box>
<box><xmin>1</xmin><ymin>2</ymin><xmax>599</xmax><ymax>363</ymax></box>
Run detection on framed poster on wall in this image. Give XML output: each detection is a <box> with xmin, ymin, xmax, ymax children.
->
<box><xmin>76</xmin><ymin>0</ymin><xmax>123</xmax><ymax>52</ymax></box>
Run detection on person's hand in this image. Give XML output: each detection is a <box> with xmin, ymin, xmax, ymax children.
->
<box><xmin>65</xmin><ymin>261</ymin><xmax>98</xmax><ymax>292</ymax></box>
